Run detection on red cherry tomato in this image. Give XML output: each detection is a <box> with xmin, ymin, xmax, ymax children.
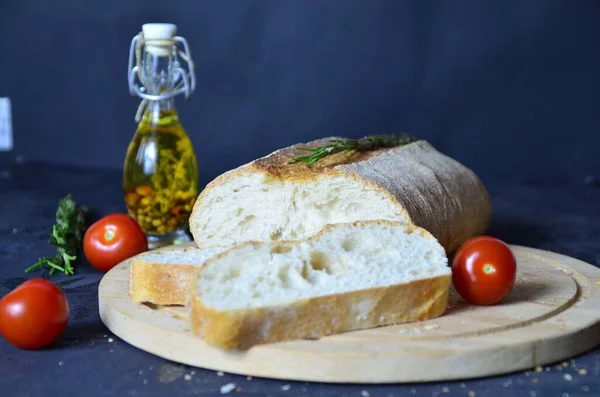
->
<box><xmin>83</xmin><ymin>213</ymin><xmax>148</xmax><ymax>272</ymax></box>
<box><xmin>0</xmin><ymin>278</ymin><xmax>69</xmax><ymax>349</ymax></box>
<box><xmin>451</xmin><ymin>236</ymin><xmax>517</xmax><ymax>305</ymax></box>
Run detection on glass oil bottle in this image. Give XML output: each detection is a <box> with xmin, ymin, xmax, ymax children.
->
<box><xmin>125</xmin><ymin>23</ymin><xmax>198</xmax><ymax>249</ymax></box>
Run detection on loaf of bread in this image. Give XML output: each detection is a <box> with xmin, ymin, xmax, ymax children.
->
<box><xmin>190</xmin><ymin>220</ymin><xmax>451</xmax><ymax>350</ymax></box>
<box><xmin>130</xmin><ymin>246</ymin><xmax>225</xmax><ymax>305</ymax></box>
<box><xmin>190</xmin><ymin>139</ymin><xmax>491</xmax><ymax>254</ymax></box>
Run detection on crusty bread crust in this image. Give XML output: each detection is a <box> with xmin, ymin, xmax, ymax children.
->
<box><xmin>191</xmin><ymin>273</ymin><xmax>450</xmax><ymax>350</ymax></box>
<box><xmin>190</xmin><ymin>220</ymin><xmax>451</xmax><ymax>350</ymax></box>
<box><xmin>190</xmin><ymin>138</ymin><xmax>491</xmax><ymax>253</ymax></box>
<box><xmin>130</xmin><ymin>260</ymin><xmax>197</xmax><ymax>305</ymax></box>
<box><xmin>130</xmin><ymin>246</ymin><xmax>201</xmax><ymax>305</ymax></box>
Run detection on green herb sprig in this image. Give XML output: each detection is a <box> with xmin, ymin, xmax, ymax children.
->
<box><xmin>25</xmin><ymin>194</ymin><xmax>89</xmax><ymax>275</ymax></box>
<box><xmin>289</xmin><ymin>134</ymin><xmax>415</xmax><ymax>165</ymax></box>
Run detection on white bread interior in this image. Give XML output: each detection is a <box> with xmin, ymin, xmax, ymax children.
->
<box><xmin>192</xmin><ymin>174</ymin><xmax>408</xmax><ymax>249</ymax></box>
<box><xmin>191</xmin><ymin>221</ymin><xmax>451</xmax><ymax>349</ymax></box>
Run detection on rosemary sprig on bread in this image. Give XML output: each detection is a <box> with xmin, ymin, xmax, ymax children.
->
<box><xmin>289</xmin><ymin>134</ymin><xmax>415</xmax><ymax>164</ymax></box>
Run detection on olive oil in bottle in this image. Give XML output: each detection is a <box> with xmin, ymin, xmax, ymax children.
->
<box><xmin>125</xmin><ymin>23</ymin><xmax>198</xmax><ymax>248</ymax></box>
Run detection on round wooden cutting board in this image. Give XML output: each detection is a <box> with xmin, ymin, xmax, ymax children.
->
<box><xmin>98</xmin><ymin>245</ymin><xmax>600</xmax><ymax>383</ymax></box>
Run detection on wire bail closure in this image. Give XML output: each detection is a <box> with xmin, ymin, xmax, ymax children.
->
<box><xmin>127</xmin><ymin>29</ymin><xmax>196</xmax><ymax>121</ymax></box>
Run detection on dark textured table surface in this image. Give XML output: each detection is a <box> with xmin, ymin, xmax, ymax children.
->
<box><xmin>1</xmin><ymin>162</ymin><xmax>599</xmax><ymax>397</ymax></box>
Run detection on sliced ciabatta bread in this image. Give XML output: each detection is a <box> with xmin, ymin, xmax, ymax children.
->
<box><xmin>130</xmin><ymin>246</ymin><xmax>225</xmax><ymax>305</ymax></box>
<box><xmin>189</xmin><ymin>139</ymin><xmax>491</xmax><ymax>254</ymax></box>
<box><xmin>190</xmin><ymin>220</ymin><xmax>451</xmax><ymax>350</ymax></box>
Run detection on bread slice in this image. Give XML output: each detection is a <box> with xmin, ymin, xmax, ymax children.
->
<box><xmin>190</xmin><ymin>220</ymin><xmax>451</xmax><ymax>350</ymax></box>
<box><xmin>130</xmin><ymin>246</ymin><xmax>225</xmax><ymax>305</ymax></box>
<box><xmin>189</xmin><ymin>139</ymin><xmax>491</xmax><ymax>254</ymax></box>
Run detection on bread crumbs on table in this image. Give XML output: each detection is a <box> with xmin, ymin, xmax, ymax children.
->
<box><xmin>442</xmin><ymin>387</ymin><xmax>449</xmax><ymax>393</ymax></box>
<box><xmin>58</xmin><ymin>361</ymin><xmax>64</xmax><ymax>366</ymax></box>
<box><xmin>535</xmin><ymin>365</ymin><xmax>543</xmax><ymax>372</ymax></box>
<box><xmin>562</xmin><ymin>361</ymin><xmax>569</xmax><ymax>367</ymax></box>
<box><xmin>217</xmin><ymin>371</ymin><xmax>224</xmax><ymax>376</ymax></box>
<box><xmin>246</xmin><ymin>376</ymin><xmax>252</xmax><ymax>381</ymax></box>
<box><xmin>595</xmin><ymin>279</ymin><xmax>600</xmax><ymax>286</ymax></box>
<box><xmin>531</xmin><ymin>378</ymin><xmax>538</xmax><ymax>383</ymax></box>
<box><xmin>578</xmin><ymin>369</ymin><xmax>588</xmax><ymax>375</ymax></box>
<box><xmin>361</xmin><ymin>390</ymin><xmax>370</xmax><ymax>397</ymax></box>
<box><xmin>468</xmin><ymin>391</ymin><xmax>476</xmax><ymax>397</ymax></box>
<box><xmin>108</xmin><ymin>338</ymin><xmax>114</xmax><ymax>343</ymax></box>
<box><xmin>582</xmin><ymin>386</ymin><xmax>590</xmax><ymax>392</ymax></box>
<box><xmin>530</xmin><ymin>391</ymin><xmax>537</xmax><ymax>397</ymax></box>
<box><xmin>460</xmin><ymin>383</ymin><xmax>466</xmax><ymax>388</ymax></box>
<box><xmin>564</xmin><ymin>373</ymin><xmax>573</xmax><ymax>381</ymax></box>
<box><xmin>143</xmin><ymin>379</ymin><xmax>148</xmax><ymax>385</ymax></box>
<box><xmin>191</xmin><ymin>370</ymin><xmax>196</xmax><ymax>375</ymax></box>
<box><xmin>236</xmin><ymin>387</ymin><xmax>242</xmax><ymax>392</ymax></box>
<box><xmin>410</xmin><ymin>388</ymin><xmax>416</xmax><ymax>394</ymax></box>
<box><xmin>184</xmin><ymin>374</ymin><xmax>192</xmax><ymax>381</ymax></box>
<box><xmin>281</xmin><ymin>384</ymin><xmax>291</xmax><ymax>391</ymax></box>
<box><xmin>220</xmin><ymin>383</ymin><xmax>236</xmax><ymax>394</ymax></box>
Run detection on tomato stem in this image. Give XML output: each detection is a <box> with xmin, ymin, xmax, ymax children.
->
<box><xmin>483</xmin><ymin>264</ymin><xmax>495</xmax><ymax>274</ymax></box>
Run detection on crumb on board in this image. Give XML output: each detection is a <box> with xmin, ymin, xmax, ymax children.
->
<box><xmin>191</xmin><ymin>370</ymin><xmax>196</xmax><ymax>375</ymax></box>
<box><xmin>530</xmin><ymin>391</ymin><xmax>537</xmax><ymax>397</ymax></box>
<box><xmin>220</xmin><ymin>383</ymin><xmax>236</xmax><ymax>394</ymax></box>
<box><xmin>562</xmin><ymin>361</ymin><xmax>569</xmax><ymax>367</ymax></box>
<box><xmin>246</xmin><ymin>376</ymin><xmax>252</xmax><ymax>381</ymax></box>
<box><xmin>236</xmin><ymin>387</ymin><xmax>242</xmax><ymax>392</ymax></box>
<box><xmin>468</xmin><ymin>391</ymin><xmax>476</xmax><ymax>397</ymax></box>
<box><xmin>143</xmin><ymin>379</ymin><xmax>148</xmax><ymax>385</ymax></box>
<box><xmin>184</xmin><ymin>374</ymin><xmax>192</xmax><ymax>381</ymax></box>
<box><xmin>442</xmin><ymin>387</ymin><xmax>449</xmax><ymax>393</ymax></box>
<box><xmin>361</xmin><ymin>390</ymin><xmax>370</xmax><ymax>397</ymax></box>
<box><xmin>460</xmin><ymin>383</ymin><xmax>466</xmax><ymax>388</ymax></box>
<box><xmin>596</xmin><ymin>279</ymin><xmax>600</xmax><ymax>286</ymax></box>
<box><xmin>139</xmin><ymin>370</ymin><xmax>143</xmax><ymax>375</ymax></box>
<box><xmin>535</xmin><ymin>365</ymin><xmax>543</xmax><ymax>372</ymax></box>
<box><xmin>564</xmin><ymin>373</ymin><xmax>573</xmax><ymax>381</ymax></box>
<box><xmin>281</xmin><ymin>384</ymin><xmax>291</xmax><ymax>391</ymax></box>
<box><xmin>217</xmin><ymin>371</ymin><xmax>224</xmax><ymax>377</ymax></box>
<box><xmin>578</xmin><ymin>369</ymin><xmax>588</xmax><ymax>375</ymax></box>
<box><xmin>424</xmin><ymin>324</ymin><xmax>440</xmax><ymax>330</ymax></box>
<box><xmin>58</xmin><ymin>361</ymin><xmax>64</xmax><ymax>366</ymax></box>
<box><xmin>108</xmin><ymin>338</ymin><xmax>114</xmax><ymax>343</ymax></box>
<box><xmin>583</xmin><ymin>386</ymin><xmax>590</xmax><ymax>392</ymax></box>
<box><xmin>410</xmin><ymin>388</ymin><xmax>416</xmax><ymax>394</ymax></box>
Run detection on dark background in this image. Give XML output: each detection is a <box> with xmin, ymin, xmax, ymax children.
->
<box><xmin>1</xmin><ymin>0</ymin><xmax>600</xmax><ymax>186</ymax></box>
